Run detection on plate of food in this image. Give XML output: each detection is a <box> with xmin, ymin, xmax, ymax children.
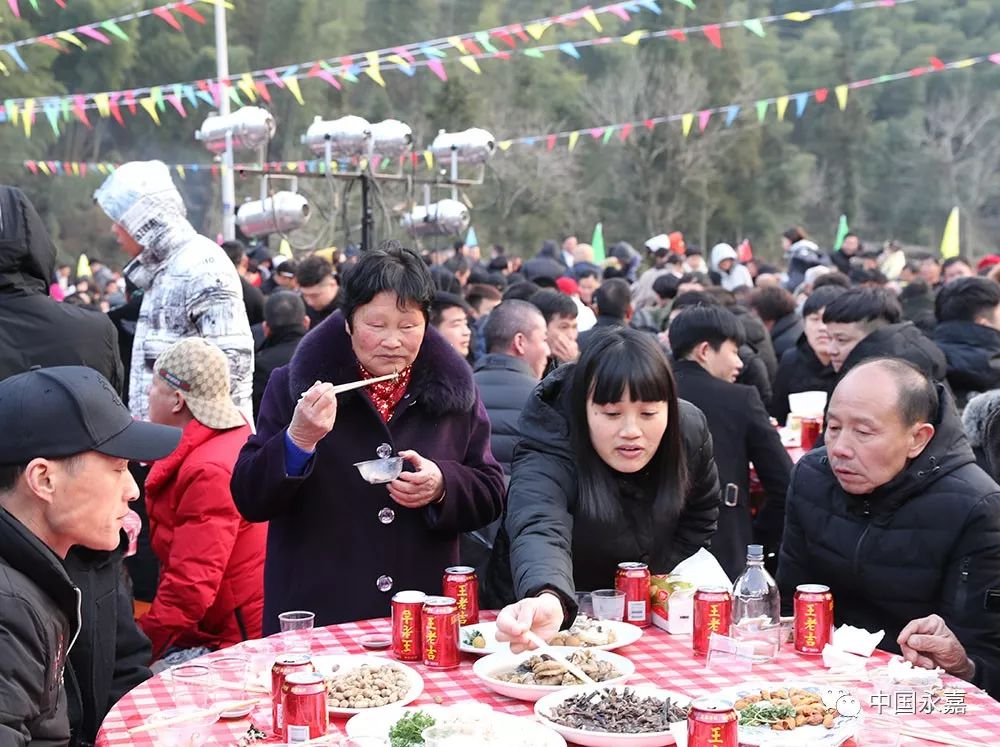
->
<box><xmin>473</xmin><ymin>647</ymin><xmax>634</xmax><ymax>702</ymax></box>
<box><xmin>534</xmin><ymin>685</ymin><xmax>691</xmax><ymax>747</ymax></box>
<box><xmin>716</xmin><ymin>682</ymin><xmax>860</xmax><ymax>746</ymax></box>
<box><xmin>256</xmin><ymin>655</ymin><xmax>423</xmax><ymax>716</ymax></box>
<box><xmin>346</xmin><ymin>703</ymin><xmax>566</xmax><ymax>746</ymax></box>
<box><xmin>460</xmin><ymin>616</ymin><xmax>642</xmax><ymax>656</ymax></box>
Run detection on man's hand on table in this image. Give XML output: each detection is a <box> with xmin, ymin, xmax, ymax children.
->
<box><xmin>898</xmin><ymin>614</ymin><xmax>976</xmax><ymax>681</ymax></box>
<box><xmin>495</xmin><ymin>593</ymin><xmax>564</xmax><ymax>654</ymax></box>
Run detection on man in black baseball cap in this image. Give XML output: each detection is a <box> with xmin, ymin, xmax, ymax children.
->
<box><xmin>0</xmin><ymin>365</ymin><xmax>180</xmax><ymax>744</ymax></box>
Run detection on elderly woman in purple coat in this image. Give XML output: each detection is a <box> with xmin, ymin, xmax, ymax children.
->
<box><xmin>232</xmin><ymin>242</ymin><xmax>505</xmax><ymax>632</ymax></box>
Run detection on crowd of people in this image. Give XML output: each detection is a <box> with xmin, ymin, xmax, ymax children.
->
<box><xmin>1</xmin><ymin>159</ymin><xmax>1000</xmax><ymax>745</ymax></box>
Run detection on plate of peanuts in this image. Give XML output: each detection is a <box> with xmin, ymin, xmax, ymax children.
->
<box><xmin>715</xmin><ymin>682</ymin><xmax>860</xmax><ymax>746</ymax></box>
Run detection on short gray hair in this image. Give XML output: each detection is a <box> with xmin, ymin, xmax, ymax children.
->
<box><xmin>483</xmin><ymin>300</ymin><xmax>545</xmax><ymax>354</ymax></box>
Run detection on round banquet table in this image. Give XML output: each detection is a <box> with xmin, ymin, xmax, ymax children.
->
<box><xmin>98</xmin><ymin>612</ymin><xmax>1000</xmax><ymax>746</ymax></box>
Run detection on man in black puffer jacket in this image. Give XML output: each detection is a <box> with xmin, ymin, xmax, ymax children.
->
<box><xmin>778</xmin><ymin>359</ymin><xmax>1000</xmax><ymax>669</ymax></box>
<box><xmin>933</xmin><ymin>277</ymin><xmax>1000</xmax><ymax>409</ymax></box>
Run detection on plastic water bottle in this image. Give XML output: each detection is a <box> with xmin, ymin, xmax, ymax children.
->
<box><xmin>731</xmin><ymin>544</ymin><xmax>782</xmax><ymax>662</ymax></box>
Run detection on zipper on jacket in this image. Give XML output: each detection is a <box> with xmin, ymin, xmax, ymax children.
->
<box><xmin>852</xmin><ymin>524</ymin><xmax>872</xmax><ymax>577</ymax></box>
<box><xmin>68</xmin><ymin>585</ymin><xmax>82</xmax><ymax>655</ymax></box>
<box><xmin>955</xmin><ymin>556</ymin><xmax>971</xmax><ymax>610</ymax></box>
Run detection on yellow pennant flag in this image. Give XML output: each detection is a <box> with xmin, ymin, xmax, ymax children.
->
<box><xmin>56</xmin><ymin>31</ymin><xmax>87</xmax><ymax>49</ymax></box>
<box><xmin>953</xmin><ymin>58</ymin><xmax>976</xmax><ymax>69</ymax></box>
<box><xmin>176</xmin><ymin>165</ymin><xmax>186</xmax><ymax>180</ymax></box>
<box><xmin>71</xmin><ymin>162</ymin><xmax>79</xmax><ymax>176</ymax></box>
<box><xmin>784</xmin><ymin>11</ymin><xmax>813</xmax><ymax>21</ymax></box>
<box><xmin>581</xmin><ymin>8</ymin><xmax>602</xmax><ymax>32</ymax></box>
<box><xmin>278</xmin><ymin>238</ymin><xmax>293</xmax><ymax>259</ymax></box>
<box><xmin>139</xmin><ymin>97</ymin><xmax>160</xmax><ymax>125</ymax></box>
<box><xmin>525</xmin><ymin>22</ymin><xmax>550</xmax><ymax>40</ymax></box>
<box><xmin>93</xmin><ymin>93</ymin><xmax>111</xmax><ymax>118</ymax></box>
<box><xmin>681</xmin><ymin>113</ymin><xmax>694</xmax><ymax>136</ymax></box>
<box><xmin>568</xmin><ymin>131</ymin><xmax>580</xmax><ymax>151</ymax></box>
<box><xmin>238</xmin><ymin>72</ymin><xmax>257</xmax><ymax>102</ymax></box>
<box><xmin>497</xmin><ymin>140</ymin><xmax>512</xmax><ymax>151</ymax></box>
<box><xmin>22</xmin><ymin>99</ymin><xmax>34</xmax><ymax>137</ymax></box>
<box><xmin>8</xmin><ymin>101</ymin><xmax>19</xmax><ymax>126</ymax></box>
<box><xmin>284</xmin><ymin>77</ymin><xmax>305</xmax><ymax>105</ymax></box>
<box><xmin>940</xmin><ymin>207</ymin><xmax>960</xmax><ymax>259</ymax></box>
<box><xmin>776</xmin><ymin>96</ymin><xmax>789</xmax><ymax>121</ymax></box>
<box><xmin>96</xmin><ymin>163</ymin><xmax>108</xmax><ymax>175</ymax></box>
<box><xmin>622</xmin><ymin>30</ymin><xmax>648</xmax><ymax>46</ymax></box>
<box><xmin>459</xmin><ymin>56</ymin><xmax>481</xmax><ymax>74</ymax></box>
<box><xmin>835</xmin><ymin>84</ymin><xmax>849</xmax><ymax>111</ymax></box>
<box><xmin>365</xmin><ymin>51</ymin><xmax>386</xmax><ymax>87</ymax></box>
<box><xmin>423</xmin><ymin>151</ymin><xmax>433</xmax><ymax>168</ymax></box>
<box><xmin>448</xmin><ymin>36</ymin><xmax>468</xmax><ymax>54</ymax></box>
<box><xmin>38</xmin><ymin>161</ymin><xmax>51</xmax><ymax>175</ymax></box>
<box><xmin>76</xmin><ymin>253</ymin><xmax>91</xmax><ymax>279</ymax></box>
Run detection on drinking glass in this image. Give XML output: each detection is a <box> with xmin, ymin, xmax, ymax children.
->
<box><xmin>575</xmin><ymin>592</ymin><xmax>594</xmax><ymax>619</ymax></box>
<box><xmin>591</xmin><ymin>589</ymin><xmax>626</xmax><ymax>622</ymax></box>
<box><xmin>168</xmin><ymin>664</ymin><xmax>214</xmax><ymax>709</ymax></box>
<box><xmin>278</xmin><ymin>610</ymin><xmax>316</xmax><ymax>632</ymax></box>
<box><xmin>854</xmin><ymin>714</ymin><xmax>902</xmax><ymax>747</ymax></box>
<box><xmin>147</xmin><ymin>707</ymin><xmax>219</xmax><ymax>746</ymax></box>
<box><xmin>210</xmin><ymin>655</ymin><xmax>251</xmax><ymax>716</ymax></box>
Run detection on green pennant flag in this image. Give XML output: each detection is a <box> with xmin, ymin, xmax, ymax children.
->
<box><xmin>523</xmin><ymin>48</ymin><xmax>545</xmax><ymax>59</ymax></box>
<box><xmin>755</xmin><ymin>100</ymin><xmax>769</xmax><ymax>122</ymax></box>
<box><xmin>743</xmin><ymin>19</ymin><xmax>766</xmax><ymax>37</ymax></box>
<box><xmin>592</xmin><ymin>222</ymin><xmax>605</xmax><ymax>263</ymax></box>
<box><xmin>833</xmin><ymin>214</ymin><xmax>849</xmax><ymax>251</ymax></box>
<box><xmin>102</xmin><ymin>21</ymin><xmax>129</xmax><ymax>41</ymax></box>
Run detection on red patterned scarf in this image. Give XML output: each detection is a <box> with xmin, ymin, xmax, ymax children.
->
<box><xmin>359</xmin><ymin>363</ymin><xmax>412</xmax><ymax>422</ymax></box>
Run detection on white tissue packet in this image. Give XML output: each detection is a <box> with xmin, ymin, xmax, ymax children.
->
<box><xmin>832</xmin><ymin>624</ymin><xmax>885</xmax><ymax>657</ymax></box>
<box><xmin>669</xmin><ymin>548</ymin><xmax>733</xmax><ymax>592</ymax></box>
<box><xmin>822</xmin><ymin>643</ymin><xmax>868</xmax><ymax>672</ymax></box>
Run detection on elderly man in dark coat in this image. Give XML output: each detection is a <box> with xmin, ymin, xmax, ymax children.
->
<box><xmin>778</xmin><ymin>358</ymin><xmax>1000</xmax><ymax>667</ymax></box>
<box><xmin>232</xmin><ymin>243</ymin><xmax>505</xmax><ymax>631</ymax></box>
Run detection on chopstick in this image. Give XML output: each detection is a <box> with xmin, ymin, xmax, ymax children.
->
<box><xmin>159</xmin><ymin>675</ymin><xmax>270</xmax><ymax>696</ymax></box>
<box><xmin>524</xmin><ymin>631</ymin><xmax>597</xmax><ymax>685</ymax></box>
<box><xmin>898</xmin><ymin>727</ymin><xmax>984</xmax><ymax>747</ymax></box>
<box><xmin>127</xmin><ymin>698</ymin><xmax>264</xmax><ymax>734</ymax></box>
<box><xmin>331</xmin><ymin>372</ymin><xmax>399</xmax><ymax>396</ymax></box>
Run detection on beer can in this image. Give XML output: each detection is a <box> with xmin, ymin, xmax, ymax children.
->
<box><xmin>693</xmin><ymin>586</ymin><xmax>732</xmax><ymax>657</ymax></box>
<box><xmin>281</xmin><ymin>672</ymin><xmax>328</xmax><ymax>742</ymax></box>
<box><xmin>422</xmin><ymin>596</ymin><xmax>460</xmax><ymax>669</ymax></box>
<box><xmin>616</xmin><ymin>562</ymin><xmax>652</xmax><ymax>627</ymax></box>
<box><xmin>687</xmin><ymin>697</ymin><xmax>738</xmax><ymax>747</ymax></box>
<box><xmin>794</xmin><ymin>583</ymin><xmax>834</xmax><ymax>654</ymax></box>
<box><xmin>391</xmin><ymin>590</ymin><xmax>426</xmax><ymax>662</ymax></box>
<box><xmin>800</xmin><ymin>416</ymin><xmax>823</xmax><ymax>451</ymax></box>
<box><xmin>443</xmin><ymin>565</ymin><xmax>480</xmax><ymax>626</ymax></box>
<box><xmin>270</xmin><ymin>654</ymin><xmax>313</xmax><ymax>736</ymax></box>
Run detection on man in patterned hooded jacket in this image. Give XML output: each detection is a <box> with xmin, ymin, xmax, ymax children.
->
<box><xmin>94</xmin><ymin>161</ymin><xmax>253</xmax><ymax>423</ymax></box>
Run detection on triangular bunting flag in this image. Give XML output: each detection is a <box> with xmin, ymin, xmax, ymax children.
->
<box><xmin>681</xmin><ymin>112</ymin><xmax>694</xmax><ymax>136</ymax></box>
<box><xmin>523</xmin><ymin>48</ymin><xmax>545</xmax><ymax>59</ymax></box>
<box><xmin>545</xmin><ymin>134</ymin><xmax>557</xmax><ymax>151</ymax></box>
<box><xmin>698</xmin><ymin>109</ymin><xmax>711</xmax><ymax>132</ymax></box>
<box><xmin>22</xmin><ymin>99</ymin><xmax>34</xmax><ymax>137</ymax></box>
<box><xmin>815</xmin><ymin>87</ymin><xmax>829</xmax><ymax>103</ymax></box>
<box><xmin>724</xmin><ymin>105</ymin><xmax>740</xmax><ymax>126</ymax></box>
<box><xmin>93</xmin><ymin>93</ymin><xmax>111</xmax><ymax>118</ymax></box>
<box><xmin>72</xmin><ymin>95</ymin><xmax>91</xmax><ymax>128</ymax></box>
<box><xmin>622</xmin><ymin>30</ymin><xmax>648</xmax><ymax>45</ymax></box>
<box><xmin>835</xmin><ymin>84</ymin><xmax>849</xmax><ymax>110</ymax></box>
<box><xmin>427</xmin><ymin>59</ymin><xmax>447</xmax><ymax>81</ymax></box>
<box><xmin>152</xmin><ymin>7</ymin><xmax>183</xmax><ymax>31</ymax></box>
<box><xmin>776</xmin><ymin>95</ymin><xmax>789</xmax><ymax>121</ymax></box>
<box><xmin>619</xmin><ymin>122</ymin><xmax>633</xmax><ymax>141</ymax></box>
<box><xmin>794</xmin><ymin>92</ymin><xmax>809</xmax><ymax>117</ymax></box>
<box><xmin>673</xmin><ymin>0</ymin><xmax>695</xmax><ymax>8</ymax></box>
<box><xmin>474</xmin><ymin>32</ymin><xmax>496</xmax><ymax>54</ymax></box>
<box><xmin>55</xmin><ymin>31</ymin><xmax>86</xmax><ymax>49</ymax></box>
<box><xmin>7</xmin><ymin>0</ymin><xmax>18</xmax><ymax>18</ymax></box>
<box><xmin>237</xmin><ymin>72</ymin><xmax>257</xmax><ymax>101</ymax></box>
<box><xmin>102</xmin><ymin>20</ymin><xmax>129</xmax><ymax>41</ymax></box>
<box><xmin>581</xmin><ymin>7</ymin><xmax>603</xmax><ymax>32</ymax></box>
<box><xmin>284</xmin><ymin>77</ymin><xmax>305</xmax><ymax>105</ymax></box>
<box><xmin>558</xmin><ymin>43</ymin><xmax>581</xmax><ymax>59</ymax></box>
<box><xmin>365</xmin><ymin>52</ymin><xmax>386</xmax><ymax>87</ymax></box>
<box><xmin>525</xmin><ymin>22</ymin><xmax>550</xmax><ymax>40</ymax></box>
<box><xmin>109</xmin><ymin>93</ymin><xmax>124</xmax><ymax>126</ymax></box>
<box><xmin>460</xmin><ymin>56</ymin><xmax>481</xmax><ymax>74</ymax></box>
<box><xmin>784</xmin><ymin>11</ymin><xmax>813</xmax><ymax>22</ymax></box>
<box><xmin>78</xmin><ymin>26</ymin><xmax>111</xmax><ymax>45</ymax></box>
<box><xmin>139</xmin><ymin>97</ymin><xmax>161</xmax><ymax>125</ymax></box>
<box><xmin>174</xmin><ymin>3</ymin><xmax>206</xmax><ymax>23</ymax></box>
<box><xmin>743</xmin><ymin>19</ymin><xmax>766</xmax><ymax>37</ymax></box>
<box><xmin>601</xmin><ymin>127</ymin><xmax>615</xmax><ymax>144</ymax></box>
<box><xmin>568</xmin><ymin>131</ymin><xmax>580</xmax><ymax>151</ymax></box>
<box><xmin>755</xmin><ymin>100</ymin><xmax>768</xmax><ymax>122</ymax></box>
<box><xmin>703</xmin><ymin>25</ymin><xmax>722</xmax><ymax>49</ymax></box>
<box><xmin>4</xmin><ymin>45</ymin><xmax>28</xmax><ymax>72</ymax></box>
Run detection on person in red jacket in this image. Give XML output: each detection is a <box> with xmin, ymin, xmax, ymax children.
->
<box><xmin>143</xmin><ymin>337</ymin><xmax>265</xmax><ymax>662</ymax></box>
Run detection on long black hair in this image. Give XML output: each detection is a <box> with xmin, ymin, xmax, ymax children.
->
<box><xmin>568</xmin><ymin>327</ymin><xmax>687</xmax><ymax>524</ymax></box>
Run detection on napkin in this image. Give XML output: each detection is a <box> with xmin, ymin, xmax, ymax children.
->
<box><xmin>822</xmin><ymin>644</ymin><xmax>868</xmax><ymax>673</ymax></box>
<box><xmin>669</xmin><ymin>548</ymin><xmax>733</xmax><ymax>591</ymax></box>
<box><xmin>832</xmin><ymin>624</ymin><xmax>885</xmax><ymax>657</ymax></box>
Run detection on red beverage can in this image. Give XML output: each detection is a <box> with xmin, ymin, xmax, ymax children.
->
<box><xmin>687</xmin><ymin>697</ymin><xmax>738</xmax><ymax>747</ymax></box>
<box><xmin>391</xmin><ymin>590</ymin><xmax>426</xmax><ymax>662</ymax></box>
<box><xmin>270</xmin><ymin>654</ymin><xmax>313</xmax><ymax>736</ymax></box>
<box><xmin>281</xmin><ymin>672</ymin><xmax>328</xmax><ymax>742</ymax></box>
<box><xmin>693</xmin><ymin>586</ymin><xmax>732</xmax><ymax>657</ymax></box>
<box><xmin>616</xmin><ymin>562</ymin><xmax>652</xmax><ymax>627</ymax></box>
<box><xmin>442</xmin><ymin>565</ymin><xmax>480</xmax><ymax>625</ymax></box>
<box><xmin>794</xmin><ymin>583</ymin><xmax>834</xmax><ymax>654</ymax></box>
<box><xmin>801</xmin><ymin>416</ymin><xmax>823</xmax><ymax>451</ymax></box>
<box><xmin>422</xmin><ymin>596</ymin><xmax>460</xmax><ymax>669</ymax></box>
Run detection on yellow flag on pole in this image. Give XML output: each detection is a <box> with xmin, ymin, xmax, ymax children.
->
<box><xmin>940</xmin><ymin>206</ymin><xmax>960</xmax><ymax>259</ymax></box>
<box><xmin>76</xmin><ymin>253</ymin><xmax>92</xmax><ymax>279</ymax></box>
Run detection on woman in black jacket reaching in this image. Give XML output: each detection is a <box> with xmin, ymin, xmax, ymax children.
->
<box><xmin>490</xmin><ymin>327</ymin><xmax>721</xmax><ymax>645</ymax></box>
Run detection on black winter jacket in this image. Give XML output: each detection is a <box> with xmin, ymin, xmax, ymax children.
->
<box><xmin>770</xmin><ymin>335</ymin><xmax>838</xmax><ymax>425</ymax></box>
<box><xmin>63</xmin><ymin>537</ymin><xmax>151</xmax><ymax>747</ymax></box>
<box><xmin>488</xmin><ymin>364</ymin><xmax>720</xmax><ymax>623</ymax></box>
<box><xmin>840</xmin><ymin>322</ymin><xmax>947</xmax><ymax>382</ymax></box>
<box><xmin>252</xmin><ymin>325</ymin><xmax>307</xmax><ymax>421</ymax></box>
<box><xmin>0</xmin><ymin>187</ymin><xmax>123</xmax><ymax>392</ymax></box>
<box><xmin>733</xmin><ymin>307</ymin><xmax>778</xmax><ymax>382</ymax></box>
<box><xmin>0</xmin><ymin>509</ymin><xmax>81</xmax><ymax>746</ymax></box>
<box><xmin>777</xmin><ymin>388</ymin><xmax>1000</xmax><ymax>668</ymax></box>
<box><xmin>933</xmin><ymin>321</ymin><xmax>1000</xmax><ymax>409</ymax></box>
<box><xmin>770</xmin><ymin>313</ymin><xmax>804</xmax><ymax>361</ymax></box>
<box><xmin>472</xmin><ymin>353</ymin><xmax>537</xmax><ymax>475</ymax></box>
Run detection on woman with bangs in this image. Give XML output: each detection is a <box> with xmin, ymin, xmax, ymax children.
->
<box><xmin>490</xmin><ymin>327</ymin><xmax>720</xmax><ymax>647</ymax></box>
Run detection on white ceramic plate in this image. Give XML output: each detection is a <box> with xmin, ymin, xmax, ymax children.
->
<box><xmin>534</xmin><ymin>685</ymin><xmax>690</xmax><ymax>747</ymax></box>
<box><xmin>716</xmin><ymin>681</ymin><xmax>859</xmax><ymax>746</ymax></box>
<box><xmin>473</xmin><ymin>647</ymin><xmax>635</xmax><ymax>702</ymax></box>
<box><xmin>346</xmin><ymin>704</ymin><xmax>566</xmax><ymax>746</ymax></box>
<box><xmin>255</xmin><ymin>654</ymin><xmax>424</xmax><ymax>716</ymax></box>
<box><xmin>460</xmin><ymin>620</ymin><xmax>644</xmax><ymax>656</ymax></box>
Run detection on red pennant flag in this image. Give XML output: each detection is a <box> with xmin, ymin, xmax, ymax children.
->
<box><xmin>38</xmin><ymin>37</ymin><xmax>66</xmax><ymax>52</ymax></box>
<box><xmin>909</xmin><ymin>66</ymin><xmax>929</xmax><ymax>77</ymax></box>
<box><xmin>124</xmin><ymin>90</ymin><xmax>137</xmax><ymax>115</ymax></box>
<box><xmin>26</xmin><ymin>160</ymin><xmax>37</xmax><ymax>175</ymax></box>
<box><xmin>737</xmin><ymin>239</ymin><xmax>754</xmax><ymax>263</ymax></box>
<box><xmin>619</xmin><ymin>122</ymin><xmax>633</xmax><ymax>141</ymax></box>
<box><xmin>497</xmin><ymin>30</ymin><xmax>516</xmax><ymax>48</ymax></box>
<box><xmin>80</xmin><ymin>162</ymin><xmax>87</xmax><ymax>177</ymax></box>
<box><xmin>814</xmin><ymin>87</ymin><xmax>829</xmax><ymax>103</ymax></box>
<box><xmin>72</xmin><ymin>95</ymin><xmax>92</xmax><ymax>128</ymax></box>
<box><xmin>494</xmin><ymin>51</ymin><xmax>511</xmax><ymax>60</ymax></box>
<box><xmin>307</xmin><ymin>62</ymin><xmax>322</xmax><ymax>77</ymax></box>
<box><xmin>153</xmin><ymin>7</ymin><xmax>183</xmax><ymax>31</ymax></box>
<box><xmin>929</xmin><ymin>56</ymin><xmax>946</xmax><ymax>71</ymax></box>
<box><xmin>255</xmin><ymin>80</ymin><xmax>271</xmax><ymax>103</ymax></box>
<box><xmin>644</xmin><ymin>118</ymin><xmax>655</xmax><ymax>131</ymax></box>
<box><xmin>340</xmin><ymin>56</ymin><xmax>354</xmax><ymax>71</ymax></box>
<box><xmin>668</xmin><ymin>29</ymin><xmax>687</xmax><ymax>42</ymax></box>
<box><xmin>464</xmin><ymin>41</ymin><xmax>482</xmax><ymax>56</ymax></box>
<box><xmin>174</xmin><ymin>3</ymin><xmax>206</xmax><ymax>24</ymax></box>
<box><xmin>511</xmin><ymin>24</ymin><xmax>530</xmax><ymax>43</ymax></box>
<box><xmin>545</xmin><ymin>134</ymin><xmax>557</xmax><ymax>151</ymax></box>
<box><xmin>703</xmin><ymin>25</ymin><xmax>723</xmax><ymax>49</ymax></box>
<box><xmin>410</xmin><ymin>152</ymin><xmax>420</xmax><ymax>167</ymax></box>
<box><xmin>109</xmin><ymin>93</ymin><xmax>124</xmax><ymax>126</ymax></box>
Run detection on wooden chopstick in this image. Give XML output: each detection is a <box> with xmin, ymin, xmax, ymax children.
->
<box><xmin>898</xmin><ymin>726</ymin><xmax>984</xmax><ymax>747</ymax></box>
<box><xmin>127</xmin><ymin>698</ymin><xmax>263</xmax><ymax>735</ymax></box>
<box><xmin>331</xmin><ymin>372</ymin><xmax>399</xmax><ymax>395</ymax></box>
<box><xmin>524</xmin><ymin>631</ymin><xmax>597</xmax><ymax>685</ymax></box>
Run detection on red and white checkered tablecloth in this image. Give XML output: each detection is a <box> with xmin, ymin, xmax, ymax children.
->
<box><xmin>97</xmin><ymin>612</ymin><xmax>1000</xmax><ymax>746</ymax></box>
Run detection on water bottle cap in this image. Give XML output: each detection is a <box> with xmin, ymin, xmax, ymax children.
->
<box><xmin>747</xmin><ymin>544</ymin><xmax>764</xmax><ymax>558</ymax></box>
